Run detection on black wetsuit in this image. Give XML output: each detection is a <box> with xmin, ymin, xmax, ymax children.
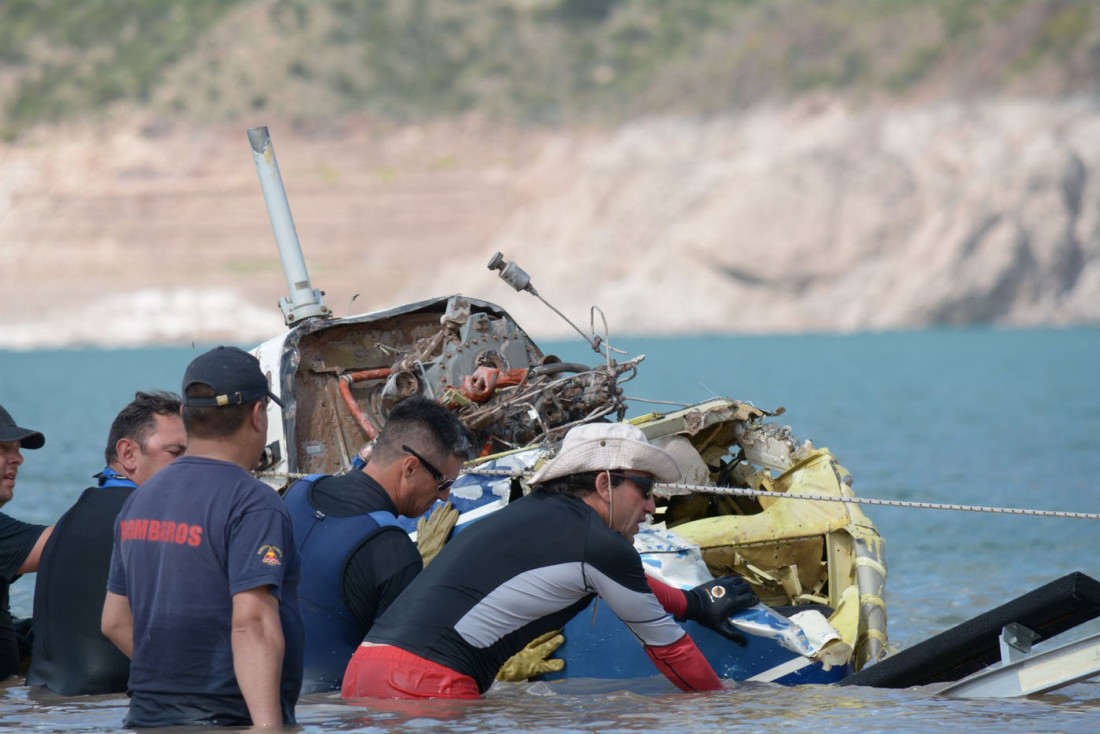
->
<box><xmin>284</xmin><ymin>470</ymin><xmax>421</xmax><ymax>693</ymax></box>
<box><xmin>365</xmin><ymin>491</ymin><xmax>687</xmax><ymax>693</ymax></box>
<box><xmin>299</xmin><ymin>472</ymin><xmax>422</xmax><ymax>634</ymax></box>
<box><xmin>27</xmin><ymin>469</ymin><xmax>134</xmax><ymax>694</ymax></box>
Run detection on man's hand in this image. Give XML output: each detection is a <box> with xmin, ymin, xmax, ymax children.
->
<box><xmin>416</xmin><ymin>502</ymin><xmax>459</xmax><ymax>566</ymax></box>
<box><xmin>681</xmin><ymin>576</ymin><xmax>758</xmax><ymax>645</ymax></box>
<box><xmin>496</xmin><ymin>629</ymin><xmax>565</xmax><ymax>681</ymax></box>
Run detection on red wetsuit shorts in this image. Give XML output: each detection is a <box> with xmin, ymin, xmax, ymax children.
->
<box><xmin>342</xmin><ymin>644</ymin><xmax>481</xmax><ymax>700</ymax></box>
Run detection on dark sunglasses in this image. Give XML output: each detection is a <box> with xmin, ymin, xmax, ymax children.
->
<box><xmin>402</xmin><ymin>445</ymin><xmax>455</xmax><ymax>492</ymax></box>
<box><xmin>608</xmin><ymin>472</ymin><xmax>656</xmax><ymax>499</ymax></box>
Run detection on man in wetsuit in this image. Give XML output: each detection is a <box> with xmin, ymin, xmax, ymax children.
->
<box><xmin>0</xmin><ymin>404</ymin><xmax>50</xmax><ymax>680</ymax></box>
<box><xmin>28</xmin><ymin>391</ymin><xmax>186</xmax><ymax>695</ymax></box>
<box><xmin>344</xmin><ymin>422</ymin><xmax>757</xmax><ymax>699</ymax></box>
<box><xmin>102</xmin><ymin>346</ymin><xmax>303</xmax><ymax>728</ymax></box>
<box><xmin>283</xmin><ymin>395</ymin><xmax>472</xmax><ymax>693</ymax></box>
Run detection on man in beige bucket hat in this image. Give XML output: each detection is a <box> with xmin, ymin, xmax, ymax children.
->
<box><xmin>525</xmin><ymin>422</ymin><xmax>681</xmax><ymax>540</ymax></box>
<box><xmin>343</xmin><ymin>422</ymin><xmax>757</xmax><ymax>700</ymax></box>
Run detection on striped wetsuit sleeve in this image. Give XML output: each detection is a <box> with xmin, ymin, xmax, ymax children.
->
<box><xmin>583</xmin><ymin>560</ymin><xmax>686</xmax><ymax>648</ymax></box>
<box><xmin>646</xmin><ymin>574</ymin><xmax>688</xmax><ymax>618</ymax></box>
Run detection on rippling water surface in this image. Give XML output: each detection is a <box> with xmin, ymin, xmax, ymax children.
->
<box><xmin>2</xmin><ymin>677</ymin><xmax>1097</xmax><ymax>732</ymax></box>
<box><xmin>1</xmin><ymin>327</ymin><xmax>1097</xmax><ymax>731</ymax></box>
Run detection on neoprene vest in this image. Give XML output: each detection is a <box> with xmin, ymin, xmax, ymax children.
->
<box><xmin>27</xmin><ymin>471</ymin><xmax>136</xmax><ymax>695</ymax></box>
<box><xmin>284</xmin><ymin>474</ymin><xmax>400</xmax><ymax>693</ymax></box>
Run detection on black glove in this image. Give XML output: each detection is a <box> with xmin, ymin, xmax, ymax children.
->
<box><xmin>679</xmin><ymin>576</ymin><xmax>758</xmax><ymax>646</ymax></box>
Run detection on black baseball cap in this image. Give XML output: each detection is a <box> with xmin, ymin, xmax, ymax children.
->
<box><xmin>0</xmin><ymin>404</ymin><xmax>45</xmax><ymax>449</ymax></box>
<box><xmin>182</xmin><ymin>346</ymin><xmax>283</xmax><ymax>408</ymax></box>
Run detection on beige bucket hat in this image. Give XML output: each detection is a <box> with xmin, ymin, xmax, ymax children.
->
<box><xmin>528</xmin><ymin>422</ymin><xmax>682</xmax><ymax>485</ymax></box>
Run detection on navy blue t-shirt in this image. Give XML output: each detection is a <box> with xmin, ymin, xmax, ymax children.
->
<box><xmin>107</xmin><ymin>456</ymin><xmax>303</xmax><ymax>727</ymax></box>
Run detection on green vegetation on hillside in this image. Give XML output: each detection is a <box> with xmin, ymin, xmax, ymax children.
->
<box><xmin>0</xmin><ymin>0</ymin><xmax>1096</xmax><ymax>138</ymax></box>
<box><xmin>0</xmin><ymin>0</ymin><xmax>249</xmax><ymax>136</ymax></box>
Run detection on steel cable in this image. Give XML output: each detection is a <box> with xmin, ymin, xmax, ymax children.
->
<box><xmin>257</xmin><ymin>467</ymin><xmax>1100</xmax><ymax>519</ymax></box>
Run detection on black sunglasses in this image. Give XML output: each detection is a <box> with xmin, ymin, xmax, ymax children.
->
<box><xmin>608</xmin><ymin>472</ymin><xmax>656</xmax><ymax>499</ymax></box>
<box><xmin>402</xmin><ymin>445</ymin><xmax>455</xmax><ymax>492</ymax></box>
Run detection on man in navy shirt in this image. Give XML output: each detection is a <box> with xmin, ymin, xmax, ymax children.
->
<box><xmin>103</xmin><ymin>347</ymin><xmax>304</xmax><ymax>728</ymax></box>
<box><xmin>29</xmin><ymin>390</ymin><xmax>186</xmax><ymax>695</ymax></box>
<box><xmin>0</xmin><ymin>404</ymin><xmax>50</xmax><ymax>680</ymax></box>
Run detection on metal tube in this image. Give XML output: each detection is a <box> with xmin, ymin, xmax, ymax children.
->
<box><xmin>248</xmin><ymin>126</ymin><xmax>330</xmax><ymax>325</ymax></box>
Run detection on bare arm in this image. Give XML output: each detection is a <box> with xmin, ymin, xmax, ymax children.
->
<box><xmin>101</xmin><ymin>590</ymin><xmax>134</xmax><ymax>658</ymax></box>
<box><xmin>231</xmin><ymin>586</ymin><xmax>284</xmax><ymax>728</ymax></box>
<box><xmin>17</xmin><ymin>526</ymin><xmax>53</xmax><ymax>574</ymax></box>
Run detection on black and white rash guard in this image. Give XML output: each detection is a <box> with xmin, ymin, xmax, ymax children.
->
<box><xmin>365</xmin><ymin>490</ymin><xmax>719</xmax><ymax>693</ymax></box>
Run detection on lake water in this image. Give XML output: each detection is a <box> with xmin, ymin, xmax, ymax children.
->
<box><xmin>1</xmin><ymin>327</ymin><xmax>1098</xmax><ymax>731</ymax></box>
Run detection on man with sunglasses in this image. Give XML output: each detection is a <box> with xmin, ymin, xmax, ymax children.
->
<box><xmin>282</xmin><ymin>395</ymin><xmax>473</xmax><ymax>694</ymax></box>
<box><xmin>344</xmin><ymin>422</ymin><xmax>757</xmax><ymax>700</ymax></box>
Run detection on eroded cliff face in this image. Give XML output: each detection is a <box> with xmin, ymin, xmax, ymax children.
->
<box><xmin>1</xmin><ymin>97</ymin><xmax>1098</xmax><ymax>348</ymax></box>
<box><xmin>454</xmin><ymin>97</ymin><xmax>1100</xmax><ymax>338</ymax></box>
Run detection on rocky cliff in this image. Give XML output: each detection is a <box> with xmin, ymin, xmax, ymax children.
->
<box><xmin>469</xmin><ymin>97</ymin><xmax>1100</xmax><ymax>337</ymax></box>
<box><xmin>1</xmin><ymin>96</ymin><xmax>1098</xmax><ymax>348</ymax></box>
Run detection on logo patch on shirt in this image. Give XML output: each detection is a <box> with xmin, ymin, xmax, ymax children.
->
<box><xmin>258</xmin><ymin>544</ymin><xmax>283</xmax><ymax>566</ymax></box>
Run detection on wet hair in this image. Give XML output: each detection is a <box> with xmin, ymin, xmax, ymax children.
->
<box><xmin>372</xmin><ymin>396</ymin><xmax>474</xmax><ymax>467</ymax></box>
<box><xmin>534</xmin><ymin>471</ymin><xmax>627</xmax><ymax>499</ymax></box>
<box><xmin>104</xmin><ymin>390</ymin><xmax>182</xmax><ymax>464</ymax></box>
<box><xmin>182</xmin><ymin>384</ymin><xmax>256</xmax><ymax>439</ymax></box>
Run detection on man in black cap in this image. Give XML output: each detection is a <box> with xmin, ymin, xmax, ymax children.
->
<box><xmin>102</xmin><ymin>347</ymin><xmax>304</xmax><ymax>728</ymax></box>
<box><xmin>0</xmin><ymin>403</ymin><xmax>51</xmax><ymax>680</ymax></box>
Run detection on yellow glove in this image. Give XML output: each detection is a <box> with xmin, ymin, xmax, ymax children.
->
<box><xmin>416</xmin><ymin>501</ymin><xmax>459</xmax><ymax>566</ymax></box>
<box><xmin>495</xmin><ymin>629</ymin><xmax>565</xmax><ymax>681</ymax></box>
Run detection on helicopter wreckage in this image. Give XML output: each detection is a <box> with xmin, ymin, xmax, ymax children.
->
<box><xmin>245</xmin><ymin>126</ymin><xmax>1100</xmax><ymax>694</ymax></box>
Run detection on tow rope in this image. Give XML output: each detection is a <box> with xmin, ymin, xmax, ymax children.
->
<box><xmin>656</xmin><ymin>481</ymin><xmax>1100</xmax><ymax>521</ymax></box>
<box><xmin>258</xmin><ymin>468</ymin><xmax>1100</xmax><ymax>520</ymax></box>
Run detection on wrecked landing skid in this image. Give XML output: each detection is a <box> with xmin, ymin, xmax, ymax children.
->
<box><xmin>841</xmin><ymin>571</ymin><xmax>1100</xmax><ymax>697</ymax></box>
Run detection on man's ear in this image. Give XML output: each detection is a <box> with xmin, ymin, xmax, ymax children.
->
<box><xmin>116</xmin><ymin>437</ymin><xmax>139</xmax><ymax>475</ymax></box>
<box><xmin>594</xmin><ymin>470</ymin><xmax>613</xmax><ymax>500</ymax></box>
<box><xmin>402</xmin><ymin>454</ymin><xmax>419</xmax><ymax>479</ymax></box>
<box><xmin>251</xmin><ymin>401</ymin><xmax>266</xmax><ymax>431</ymax></box>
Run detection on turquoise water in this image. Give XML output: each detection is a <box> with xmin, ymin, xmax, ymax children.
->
<box><xmin>1</xmin><ymin>327</ymin><xmax>1098</xmax><ymax>731</ymax></box>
